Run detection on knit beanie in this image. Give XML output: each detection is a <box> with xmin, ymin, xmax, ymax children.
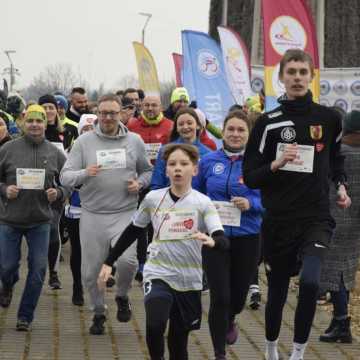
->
<box><xmin>38</xmin><ymin>94</ymin><xmax>58</xmax><ymax>109</ymax></box>
<box><xmin>25</xmin><ymin>104</ymin><xmax>47</xmax><ymax>123</ymax></box>
<box><xmin>78</xmin><ymin>114</ymin><xmax>97</xmax><ymax>134</ymax></box>
<box><xmin>55</xmin><ymin>95</ymin><xmax>69</xmax><ymax>111</ymax></box>
<box><xmin>343</xmin><ymin>110</ymin><xmax>360</xmax><ymax>135</ymax></box>
<box><xmin>170</xmin><ymin>87</ymin><xmax>190</xmax><ymax>104</ymax></box>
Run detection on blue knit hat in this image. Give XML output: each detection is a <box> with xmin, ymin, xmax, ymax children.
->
<box><xmin>55</xmin><ymin>95</ymin><xmax>69</xmax><ymax>111</ymax></box>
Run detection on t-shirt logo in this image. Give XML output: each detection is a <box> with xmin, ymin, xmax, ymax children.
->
<box><xmin>280</xmin><ymin>127</ymin><xmax>296</xmax><ymax>142</ymax></box>
<box><xmin>213</xmin><ymin>162</ymin><xmax>225</xmax><ymax>175</ymax></box>
<box><xmin>183</xmin><ymin>219</ymin><xmax>194</xmax><ymax>230</ymax></box>
<box><xmin>310</xmin><ymin>125</ymin><xmax>323</xmax><ymax>140</ymax></box>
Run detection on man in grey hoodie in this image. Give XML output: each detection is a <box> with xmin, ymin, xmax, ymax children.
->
<box><xmin>60</xmin><ymin>94</ymin><xmax>153</xmax><ymax>335</ymax></box>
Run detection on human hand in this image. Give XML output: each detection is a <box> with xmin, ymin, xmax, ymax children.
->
<box><xmin>193</xmin><ymin>231</ymin><xmax>215</xmax><ymax>248</ymax></box>
<box><xmin>127</xmin><ymin>178</ymin><xmax>140</xmax><ymax>194</ymax></box>
<box><xmin>231</xmin><ymin>197</ymin><xmax>250</xmax><ymax>211</ymax></box>
<box><xmin>86</xmin><ymin>164</ymin><xmax>102</xmax><ymax>176</ymax></box>
<box><xmin>6</xmin><ymin>185</ymin><xmax>19</xmax><ymax>199</ymax></box>
<box><xmin>336</xmin><ymin>185</ymin><xmax>351</xmax><ymax>209</ymax></box>
<box><xmin>46</xmin><ymin>188</ymin><xmax>58</xmax><ymax>203</ymax></box>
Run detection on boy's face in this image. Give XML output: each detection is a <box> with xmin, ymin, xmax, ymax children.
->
<box><xmin>166</xmin><ymin>149</ymin><xmax>197</xmax><ymax>188</ymax></box>
<box><xmin>279</xmin><ymin>60</ymin><xmax>313</xmax><ymax>100</ymax></box>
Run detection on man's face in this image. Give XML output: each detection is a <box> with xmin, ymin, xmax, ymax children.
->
<box><xmin>71</xmin><ymin>92</ymin><xmax>88</xmax><ymax>114</ymax></box>
<box><xmin>23</xmin><ymin>118</ymin><xmax>46</xmax><ymax>138</ymax></box>
<box><xmin>279</xmin><ymin>60</ymin><xmax>313</xmax><ymax>100</ymax></box>
<box><xmin>120</xmin><ymin>105</ymin><xmax>135</xmax><ymax>125</ymax></box>
<box><xmin>58</xmin><ymin>106</ymin><xmax>66</xmax><ymax>119</ymax></box>
<box><xmin>142</xmin><ymin>96</ymin><xmax>161</xmax><ymax>119</ymax></box>
<box><xmin>97</xmin><ymin>101</ymin><xmax>121</xmax><ymax>136</ymax></box>
<box><xmin>172</xmin><ymin>99</ymin><xmax>188</xmax><ymax>113</ymax></box>
<box><xmin>125</xmin><ymin>92</ymin><xmax>140</xmax><ymax>109</ymax></box>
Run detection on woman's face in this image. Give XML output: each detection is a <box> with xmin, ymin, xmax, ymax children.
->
<box><xmin>176</xmin><ymin>113</ymin><xmax>199</xmax><ymax>143</ymax></box>
<box><xmin>42</xmin><ymin>103</ymin><xmax>57</xmax><ymax>124</ymax></box>
<box><xmin>223</xmin><ymin>117</ymin><xmax>249</xmax><ymax>149</ymax></box>
<box><xmin>0</xmin><ymin>117</ymin><xmax>8</xmax><ymax>141</ymax></box>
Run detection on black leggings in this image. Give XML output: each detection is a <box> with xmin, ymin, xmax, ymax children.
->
<box><xmin>145</xmin><ymin>280</ymin><xmax>195</xmax><ymax>360</ymax></box>
<box><xmin>203</xmin><ymin>234</ymin><xmax>260</xmax><ymax>356</ymax></box>
<box><xmin>66</xmin><ymin>218</ymin><xmax>82</xmax><ymax>292</ymax></box>
<box><xmin>266</xmin><ymin>255</ymin><xmax>322</xmax><ymax>343</ymax></box>
<box><xmin>48</xmin><ymin>210</ymin><xmax>62</xmax><ymax>273</ymax></box>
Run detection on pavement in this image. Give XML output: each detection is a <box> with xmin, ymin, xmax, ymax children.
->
<box><xmin>0</xmin><ymin>244</ymin><xmax>359</xmax><ymax>360</ymax></box>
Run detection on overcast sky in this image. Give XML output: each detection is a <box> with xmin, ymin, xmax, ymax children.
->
<box><xmin>1</xmin><ymin>0</ymin><xmax>210</xmax><ymax>90</ymax></box>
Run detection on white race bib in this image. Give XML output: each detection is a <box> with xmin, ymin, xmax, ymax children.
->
<box><xmin>276</xmin><ymin>143</ymin><xmax>314</xmax><ymax>173</ymax></box>
<box><xmin>16</xmin><ymin>168</ymin><xmax>45</xmax><ymax>190</ymax></box>
<box><xmin>159</xmin><ymin>210</ymin><xmax>198</xmax><ymax>240</ymax></box>
<box><xmin>145</xmin><ymin>143</ymin><xmax>162</xmax><ymax>161</ymax></box>
<box><xmin>96</xmin><ymin>149</ymin><xmax>126</xmax><ymax>169</ymax></box>
<box><xmin>213</xmin><ymin>201</ymin><xmax>241</xmax><ymax>226</ymax></box>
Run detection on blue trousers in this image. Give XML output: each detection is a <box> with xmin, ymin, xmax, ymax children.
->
<box><xmin>0</xmin><ymin>223</ymin><xmax>50</xmax><ymax>322</ymax></box>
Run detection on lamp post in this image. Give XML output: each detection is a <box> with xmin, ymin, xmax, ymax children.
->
<box><xmin>139</xmin><ymin>12</ymin><xmax>152</xmax><ymax>45</ymax></box>
<box><xmin>222</xmin><ymin>0</ymin><xmax>228</xmax><ymax>26</ymax></box>
<box><xmin>3</xmin><ymin>50</ymin><xmax>18</xmax><ymax>92</ymax></box>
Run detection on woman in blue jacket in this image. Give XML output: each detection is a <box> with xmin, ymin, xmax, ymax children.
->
<box><xmin>150</xmin><ymin>107</ymin><xmax>211</xmax><ymax>190</ymax></box>
<box><xmin>196</xmin><ymin>110</ymin><xmax>263</xmax><ymax>359</ymax></box>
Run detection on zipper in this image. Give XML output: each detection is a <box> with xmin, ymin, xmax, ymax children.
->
<box><xmin>225</xmin><ymin>159</ymin><xmax>234</xmax><ymax>237</ymax></box>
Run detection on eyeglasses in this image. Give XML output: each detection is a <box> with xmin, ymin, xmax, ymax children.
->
<box><xmin>123</xmin><ymin>106</ymin><xmax>135</xmax><ymax>110</ymax></box>
<box><xmin>98</xmin><ymin>111</ymin><xmax>120</xmax><ymax>118</ymax></box>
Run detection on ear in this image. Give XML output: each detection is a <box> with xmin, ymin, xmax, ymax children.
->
<box><xmin>192</xmin><ymin>164</ymin><xmax>198</xmax><ymax>177</ymax></box>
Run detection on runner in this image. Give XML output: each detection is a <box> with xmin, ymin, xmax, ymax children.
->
<box><xmin>243</xmin><ymin>49</ymin><xmax>351</xmax><ymax>360</ymax></box>
<box><xmin>98</xmin><ymin>143</ymin><xmax>228</xmax><ymax>360</ymax></box>
<box><xmin>196</xmin><ymin>110</ymin><xmax>263</xmax><ymax>359</ymax></box>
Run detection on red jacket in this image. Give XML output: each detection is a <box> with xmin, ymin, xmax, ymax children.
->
<box><xmin>127</xmin><ymin>115</ymin><xmax>173</xmax><ymax>163</ymax></box>
<box><xmin>200</xmin><ymin>129</ymin><xmax>217</xmax><ymax>150</ymax></box>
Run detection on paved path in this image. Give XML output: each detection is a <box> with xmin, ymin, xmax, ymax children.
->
<box><xmin>0</xmin><ymin>245</ymin><xmax>359</xmax><ymax>360</ymax></box>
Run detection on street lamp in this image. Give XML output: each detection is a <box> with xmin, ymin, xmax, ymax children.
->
<box><xmin>3</xmin><ymin>50</ymin><xmax>19</xmax><ymax>92</ymax></box>
<box><xmin>139</xmin><ymin>12</ymin><xmax>152</xmax><ymax>45</ymax></box>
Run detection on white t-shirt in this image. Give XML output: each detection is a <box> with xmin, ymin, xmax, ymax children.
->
<box><xmin>133</xmin><ymin>187</ymin><xmax>223</xmax><ymax>291</ymax></box>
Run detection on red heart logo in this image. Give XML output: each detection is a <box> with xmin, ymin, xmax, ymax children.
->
<box><xmin>316</xmin><ymin>143</ymin><xmax>324</xmax><ymax>152</ymax></box>
<box><xmin>183</xmin><ymin>219</ymin><xmax>194</xmax><ymax>230</ymax></box>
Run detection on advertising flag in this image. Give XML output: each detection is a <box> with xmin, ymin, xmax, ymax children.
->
<box><xmin>133</xmin><ymin>42</ymin><xmax>161</xmax><ymax>96</ymax></box>
<box><xmin>172</xmin><ymin>53</ymin><xmax>183</xmax><ymax>87</ymax></box>
<box><xmin>217</xmin><ymin>26</ymin><xmax>252</xmax><ymax>105</ymax></box>
<box><xmin>262</xmin><ymin>0</ymin><xmax>320</xmax><ymax>110</ymax></box>
<box><xmin>181</xmin><ymin>30</ymin><xmax>234</xmax><ymax>128</ymax></box>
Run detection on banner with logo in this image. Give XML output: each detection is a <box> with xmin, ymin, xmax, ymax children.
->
<box><xmin>262</xmin><ymin>0</ymin><xmax>320</xmax><ymax>110</ymax></box>
<box><xmin>133</xmin><ymin>42</ymin><xmax>161</xmax><ymax>97</ymax></box>
<box><xmin>181</xmin><ymin>30</ymin><xmax>235</xmax><ymax>128</ymax></box>
<box><xmin>217</xmin><ymin>26</ymin><xmax>252</xmax><ymax>106</ymax></box>
<box><xmin>172</xmin><ymin>53</ymin><xmax>183</xmax><ymax>87</ymax></box>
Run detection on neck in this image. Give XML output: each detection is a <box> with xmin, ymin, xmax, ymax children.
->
<box><xmin>170</xmin><ymin>184</ymin><xmax>191</xmax><ymax>197</ymax></box>
<box><xmin>142</xmin><ymin>111</ymin><xmax>163</xmax><ymax>125</ymax></box>
<box><xmin>183</xmin><ymin>136</ymin><xmax>196</xmax><ymax>144</ymax></box>
<box><xmin>25</xmin><ymin>133</ymin><xmax>45</xmax><ymax>144</ymax></box>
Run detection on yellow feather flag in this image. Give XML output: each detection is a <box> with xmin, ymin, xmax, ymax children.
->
<box><xmin>133</xmin><ymin>42</ymin><xmax>161</xmax><ymax>96</ymax></box>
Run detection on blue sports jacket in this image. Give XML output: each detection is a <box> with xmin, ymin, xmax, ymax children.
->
<box><xmin>150</xmin><ymin>138</ymin><xmax>211</xmax><ymax>190</ymax></box>
<box><xmin>195</xmin><ymin>149</ymin><xmax>263</xmax><ymax>237</ymax></box>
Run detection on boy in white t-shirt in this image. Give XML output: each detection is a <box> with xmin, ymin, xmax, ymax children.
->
<box><xmin>98</xmin><ymin>143</ymin><xmax>228</xmax><ymax>360</ymax></box>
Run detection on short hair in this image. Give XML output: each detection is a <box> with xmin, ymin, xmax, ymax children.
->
<box><xmin>223</xmin><ymin>110</ymin><xmax>253</xmax><ymax>132</ymax></box>
<box><xmin>116</xmin><ymin>90</ymin><xmax>124</xmax><ymax>97</ymax></box>
<box><xmin>97</xmin><ymin>94</ymin><xmax>122</xmax><ymax>107</ymax></box>
<box><xmin>279</xmin><ymin>49</ymin><xmax>314</xmax><ymax>77</ymax></box>
<box><xmin>170</xmin><ymin>107</ymin><xmax>201</xmax><ymax>142</ymax></box>
<box><xmin>137</xmin><ymin>89</ymin><xmax>145</xmax><ymax>100</ymax></box>
<box><xmin>71</xmin><ymin>87</ymin><xmax>86</xmax><ymax>95</ymax></box>
<box><xmin>162</xmin><ymin>143</ymin><xmax>199</xmax><ymax>165</ymax></box>
<box><xmin>123</xmin><ymin>88</ymin><xmax>138</xmax><ymax>97</ymax></box>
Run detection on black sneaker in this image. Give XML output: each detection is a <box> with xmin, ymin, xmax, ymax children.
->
<box><xmin>49</xmin><ymin>272</ymin><xmax>62</xmax><ymax>290</ymax></box>
<box><xmin>106</xmin><ymin>276</ymin><xmax>115</xmax><ymax>288</ymax></box>
<box><xmin>0</xmin><ymin>286</ymin><xmax>13</xmax><ymax>308</ymax></box>
<box><xmin>72</xmin><ymin>291</ymin><xmax>84</xmax><ymax>306</ymax></box>
<box><xmin>89</xmin><ymin>314</ymin><xmax>106</xmax><ymax>335</ymax></box>
<box><xmin>116</xmin><ymin>296</ymin><xmax>132</xmax><ymax>322</ymax></box>
<box><xmin>16</xmin><ymin>319</ymin><xmax>31</xmax><ymax>332</ymax></box>
<box><xmin>249</xmin><ymin>291</ymin><xmax>261</xmax><ymax>310</ymax></box>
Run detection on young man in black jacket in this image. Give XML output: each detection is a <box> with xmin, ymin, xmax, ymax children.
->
<box><xmin>243</xmin><ymin>49</ymin><xmax>351</xmax><ymax>360</ymax></box>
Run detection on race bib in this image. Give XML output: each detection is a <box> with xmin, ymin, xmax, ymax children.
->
<box><xmin>276</xmin><ymin>143</ymin><xmax>314</xmax><ymax>173</ymax></box>
<box><xmin>213</xmin><ymin>201</ymin><xmax>241</xmax><ymax>226</ymax></box>
<box><xmin>16</xmin><ymin>168</ymin><xmax>45</xmax><ymax>190</ymax></box>
<box><xmin>159</xmin><ymin>210</ymin><xmax>198</xmax><ymax>240</ymax></box>
<box><xmin>96</xmin><ymin>149</ymin><xmax>126</xmax><ymax>169</ymax></box>
<box><xmin>145</xmin><ymin>143</ymin><xmax>161</xmax><ymax>161</ymax></box>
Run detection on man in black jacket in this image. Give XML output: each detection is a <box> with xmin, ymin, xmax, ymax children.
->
<box><xmin>243</xmin><ymin>49</ymin><xmax>351</xmax><ymax>360</ymax></box>
<box><xmin>66</xmin><ymin>87</ymin><xmax>89</xmax><ymax>123</ymax></box>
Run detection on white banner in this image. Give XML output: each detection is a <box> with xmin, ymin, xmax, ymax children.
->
<box><xmin>249</xmin><ymin>66</ymin><xmax>360</xmax><ymax>112</ymax></box>
<box><xmin>218</xmin><ymin>26</ymin><xmax>252</xmax><ymax>106</ymax></box>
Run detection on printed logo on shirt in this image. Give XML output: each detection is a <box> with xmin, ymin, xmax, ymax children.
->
<box><xmin>315</xmin><ymin>143</ymin><xmax>325</xmax><ymax>152</ymax></box>
<box><xmin>310</xmin><ymin>125</ymin><xmax>323</xmax><ymax>140</ymax></box>
<box><xmin>213</xmin><ymin>162</ymin><xmax>225</xmax><ymax>175</ymax></box>
<box><xmin>280</xmin><ymin>127</ymin><xmax>296</xmax><ymax>142</ymax></box>
<box><xmin>183</xmin><ymin>218</ymin><xmax>194</xmax><ymax>230</ymax></box>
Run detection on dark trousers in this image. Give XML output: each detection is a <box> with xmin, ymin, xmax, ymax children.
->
<box><xmin>330</xmin><ymin>276</ymin><xmax>349</xmax><ymax>318</ymax></box>
<box><xmin>66</xmin><ymin>218</ymin><xmax>82</xmax><ymax>292</ymax></box>
<box><xmin>48</xmin><ymin>210</ymin><xmax>62</xmax><ymax>273</ymax></box>
<box><xmin>203</xmin><ymin>234</ymin><xmax>260</xmax><ymax>356</ymax></box>
<box><xmin>266</xmin><ymin>255</ymin><xmax>322</xmax><ymax>343</ymax></box>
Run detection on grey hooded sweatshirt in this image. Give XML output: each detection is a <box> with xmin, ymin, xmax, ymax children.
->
<box><xmin>60</xmin><ymin>121</ymin><xmax>153</xmax><ymax>214</ymax></box>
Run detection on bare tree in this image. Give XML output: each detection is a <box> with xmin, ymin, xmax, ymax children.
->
<box><xmin>22</xmin><ymin>63</ymin><xmax>87</xmax><ymax>101</ymax></box>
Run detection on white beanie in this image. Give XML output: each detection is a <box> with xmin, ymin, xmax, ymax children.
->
<box><xmin>78</xmin><ymin>114</ymin><xmax>97</xmax><ymax>134</ymax></box>
<box><xmin>194</xmin><ymin>108</ymin><xmax>206</xmax><ymax>128</ymax></box>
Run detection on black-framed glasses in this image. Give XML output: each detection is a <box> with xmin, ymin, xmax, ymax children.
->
<box><xmin>98</xmin><ymin>111</ymin><xmax>120</xmax><ymax>118</ymax></box>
